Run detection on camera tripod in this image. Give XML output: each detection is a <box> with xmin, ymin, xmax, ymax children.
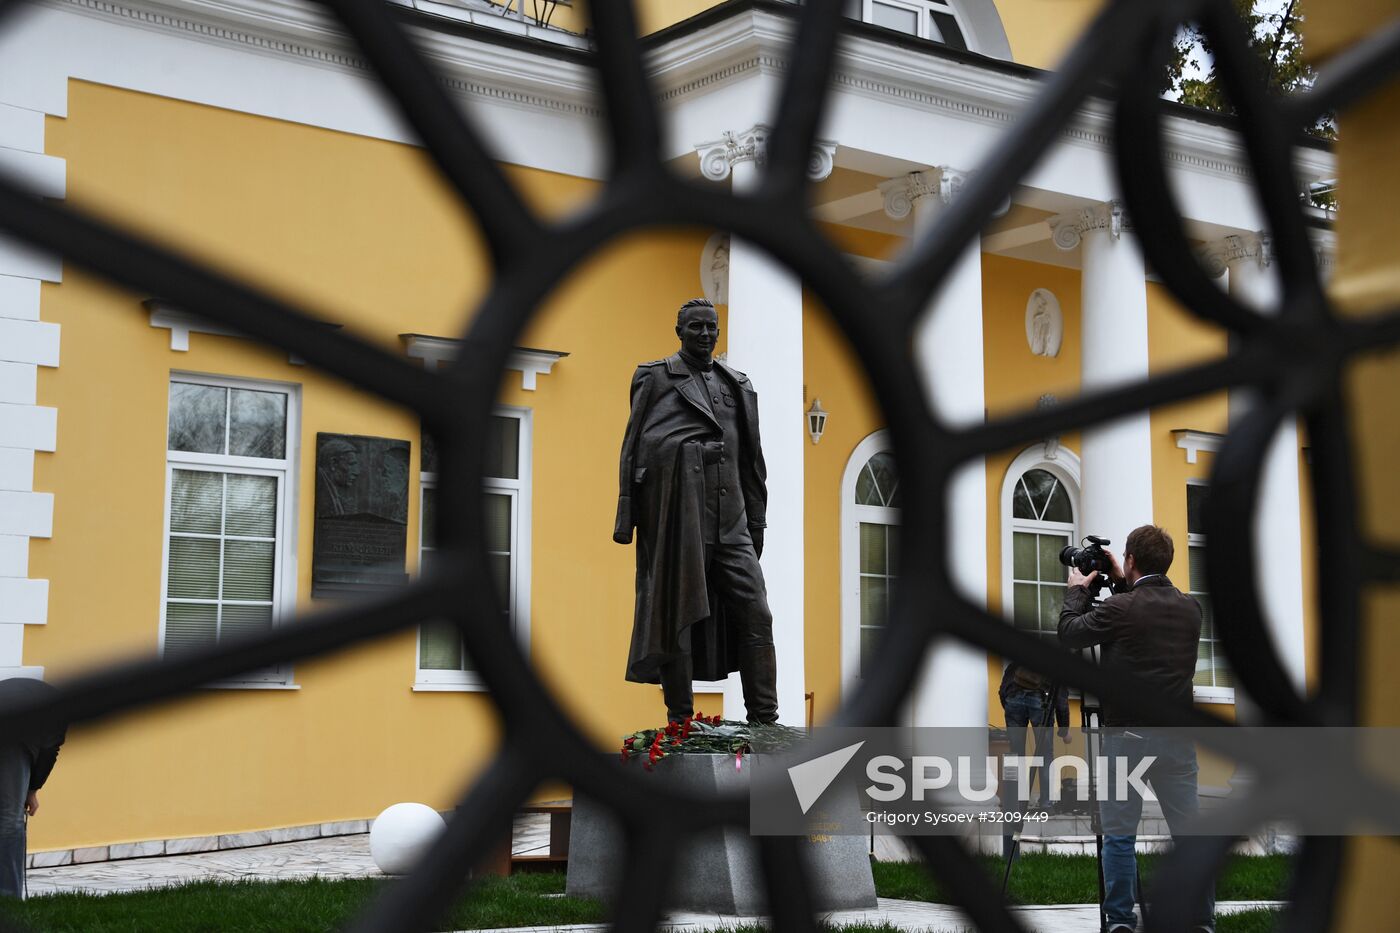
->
<box><xmin>998</xmin><ymin>648</ymin><xmax>1147</xmax><ymax>933</ymax></box>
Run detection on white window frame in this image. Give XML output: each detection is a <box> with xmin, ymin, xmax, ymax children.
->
<box><xmin>1187</xmin><ymin>478</ymin><xmax>1234</xmax><ymax>704</ymax></box>
<box><xmin>862</xmin><ymin>0</ymin><xmax>964</xmax><ymax>43</ymax></box>
<box><xmin>158</xmin><ymin>372</ymin><xmax>301</xmax><ymax>689</ymax></box>
<box><xmin>413</xmin><ymin>406</ymin><xmax>532</xmax><ymax>692</ymax></box>
<box><xmin>999</xmin><ymin>446</ymin><xmax>1080</xmax><ymax>648</ymax></box>
<box><xmin>840</xmin><ymin>429</ymin><xmax>901</xmax><ymax>694</ymax></box>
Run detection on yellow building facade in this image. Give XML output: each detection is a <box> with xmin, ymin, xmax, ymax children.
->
<box><xmin>0</xmin><ymin>0</ymin><xmax>1333</xmax><ymax>858</ymax></box>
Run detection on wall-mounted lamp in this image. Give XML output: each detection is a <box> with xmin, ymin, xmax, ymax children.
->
<box><xmin>806</xmin><ymin>398</ymin><xmax>828</xmax><ymax>445</ymax></box>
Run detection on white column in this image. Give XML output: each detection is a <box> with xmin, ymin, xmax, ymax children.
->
<box><xmin>695</xmin><ymin>127</ymin><xmax>836</xmax><ymax>726</ymax></box>
<box><xmin>1201</xmin><ymin>232</ymin><xmax>1307</xmax><ymax>691</ymax></box>
<box><xmin>880</xmin><ymin>168</ymin><xmax>988</xmax><ymax>732</ymax></box>
<box><xmin>1050</xmin><ymin>201</ymin><xmax>1154</xmax><ymax>556</ymax></box>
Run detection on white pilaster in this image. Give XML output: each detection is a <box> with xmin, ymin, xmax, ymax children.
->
<box><xmin>1200</xmin><ymin>232</ymin><xmax>1307</xmax><ymax>692</ymax></box>
<box><xmin>694</xmin><ymin>126</ymin><xmax>835</xmax><ymax>726</ymax></box>
<box><xmin>0</xmin><ymin>98</ymin><xmax>61</xmax><ymax>677</ymax></box>
<box><xmin>1051</xmin><ymin>201</ymin><xmax>1154</xmax><ymax>557</ymax></box>
<box><xmin>881</xmin><ymin>168</ymin><xmax>988</xmax><ymax>732</ymax></box>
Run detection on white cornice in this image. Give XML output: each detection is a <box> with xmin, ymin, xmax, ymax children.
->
<box><xmin>49</xmin><ymin>0</ymin><xmax>601</xmax><ymax>118</ymax></box>
<box><xmin>147</xmin><ymin>301</ymin><xmax>325</xmax><ymax>364</ymax></box>
<box><xmin>39</xmin><ymin>0</ymin><xmax>1334</xmax><ymax>196</ymax></box>
<box><xmin>400</xmin><ymin>334</ymin><xmax>567</xmax><ymax>391</ymax></box>
<box><xmin>646</xmin><ymin>6</ymin><xmax>1334</xmax><ymax>186</ymax></box>
<box><xmin>1173</xmin><ymin>429</ymin><xmax>1223</xmax><ymax>464</ymax></box>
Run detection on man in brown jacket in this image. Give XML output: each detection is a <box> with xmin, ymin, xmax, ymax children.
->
<box><xmin>1058</xmin><ymin>525</ymin><xmax>1212</xmax><ymax>933</ymax></box>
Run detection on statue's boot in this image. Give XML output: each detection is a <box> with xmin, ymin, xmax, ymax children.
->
<box><xmin>659</xmin><ymin>654</ymin><xmax>694</xmax><ymax>723</ymax></box>
<box><xmin>740</xmin><ymin>644</ymin><xmax>780</xmax><ymax>725</ymax></box>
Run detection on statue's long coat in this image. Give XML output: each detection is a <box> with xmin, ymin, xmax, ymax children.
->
<box><xmin>613</xmin><ymin>353</ymin><xmax>767</xmax><ymax>683</ymax></box>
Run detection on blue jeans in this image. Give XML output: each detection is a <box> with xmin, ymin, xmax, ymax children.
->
<box><xmin>0</xmin><ymin>744</ymin><xmax>29</xmax><ymax>898</ymax></box>
<box><xmin>1001</xmin><ymin>691</ymin><xmax>1053</xmax><ymax>859</ymax></box>
<box><xmin>1099</xmin><ymin>732</ymin><xmax>1214</xmax><ymax>932</ymax></box>
<box><xmin>1004</xmin><ymin>690</ymin><xmax>1054</xmax><ymax>805</ymax></box>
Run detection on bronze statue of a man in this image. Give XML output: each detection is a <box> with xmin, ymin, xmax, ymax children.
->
<box><xmin>613</xmin><ymin>298</ymin><xmax>778</xmax><ymax>724</ymax></box>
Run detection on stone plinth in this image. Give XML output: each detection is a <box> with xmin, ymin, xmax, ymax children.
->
<box><xmin>566</xmin><ymin>753</ymin><xmax>875</xmax><ymax>914</ymax></box>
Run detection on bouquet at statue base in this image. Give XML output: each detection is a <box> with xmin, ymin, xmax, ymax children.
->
<box><xmin>619</xmin><ymin>714</ymin><xmax>804</xmax><ymax>771</ymax></box>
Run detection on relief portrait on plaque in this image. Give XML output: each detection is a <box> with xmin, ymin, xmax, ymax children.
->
<box><xmin>312</xmin><ymin>433</ymin><xmax>411</xmax><ymax>597</ymax></box>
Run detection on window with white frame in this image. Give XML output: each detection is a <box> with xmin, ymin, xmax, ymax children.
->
<box><xmin>162</xmin><ymin>376</ymin><xmax>297</xmax><ymax>684</ymax></box>
<box><xmin>843</xmin><ymin>0</ymin><xmax>969</xmax><ymax>49</ymax></box>
<box><xmin>1188</xmin><ymin>481</ymin><xmax>1231</xmax><ymax>698</ymax></box>
<box><xmin>852</xmin><ymin>449</ymin><xmax>900</xmax><ymax>680</ymax></box>
<box><xmin>1008</xmin><ymin>467</ymin><xmax>1075</xmax><ymax>641</ymax></box>
<box><xmin>415</xmin><ymin>411</ymin><xmax>529</xmax><ymax>689</ymax></box>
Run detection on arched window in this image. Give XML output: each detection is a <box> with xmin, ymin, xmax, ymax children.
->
<box><xmin>1000</xmin><ymin>447</ymin><xmax>1080</xmax><ymax>643</ymax></box>
<box><xmin>841</xmin><ymin>431</ymin><xmax>900</xmax><ymax>691</ymax></box>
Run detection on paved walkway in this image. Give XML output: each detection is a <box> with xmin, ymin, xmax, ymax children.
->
<box><xmin>26</xmin><ymin>814</ymin><xmax>556</xmax><ymax>897</ymax></box>
<box><xmin>25</xmin><ymin>834</ymin><xmax>381</xmax><ymax>897</ymax></box>
<box><xmin>496</xmin><ymin>899</ymin><xmax>1285</xmax><ymax>933</ymax></box>
<box><xmin>26</xmin><ymin>823</ymin><xmax>1283</xmax><ymax>930</ymax></box>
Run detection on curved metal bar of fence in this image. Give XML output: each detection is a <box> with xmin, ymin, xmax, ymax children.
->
<box><xmin>0</xmin><ymin>0</ymin><xmax>1398</xmax><ymax>930</ymax></box>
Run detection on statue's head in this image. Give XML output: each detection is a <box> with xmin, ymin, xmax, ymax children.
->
<box><xmin>675</xmin><ymin>298</ymin><xmax>719</xmax><ymax>362</ymax></box>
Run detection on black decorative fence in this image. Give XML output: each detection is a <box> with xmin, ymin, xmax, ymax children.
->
<box><xmin>0</xmin><ymin>0</ymin><xmax>1398</xmax><ymax>930</ymax></box>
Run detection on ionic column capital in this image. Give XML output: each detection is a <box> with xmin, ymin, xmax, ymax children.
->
<box><xmin>1197</xmin><ymin>231</ymin><xmax>1272</xmax><ymax>278</ymax></box>
<box><xmin>694</xmin><ymin>125</ymin><xmax>837</xmax><ymax>182</ymax></box>
<box><xmin>1049</xmin><ymin>200</ymin><xmax>1129</xmax><ymax>250</ymax></box>
<box><xmin>878</xmin><ymin>169</ymin><xmax>939</xmax><ymax>220</ymax></box>
<box><xmin>878</xmin><ymin>166</ymin><xmax>974</xmax><ymax>220</ymax></box>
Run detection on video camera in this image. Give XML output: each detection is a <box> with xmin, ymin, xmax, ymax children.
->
<box><xmin>1059</xmin><ymin>535</ymin><xmax>1112</xmax><ymax>595</ymax></box>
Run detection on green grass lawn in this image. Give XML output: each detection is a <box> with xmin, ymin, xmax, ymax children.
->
<box><xmin>0</xmin><ymin>858</ymin><xmax>1288</xmax><ymax>932</ymax></box>
<box><xmin>1217</xmin><ymin>910</ymin><xmax>1281</xmax><ymax>933</ymax></box>
<box><xmin>0</xmin><ymin>872</ymin><xmax>605</xmax><ymax>933</ymax></box>
<box><xmin>871</xmin><ymin>853</ymin><xmax>1291</xmax><ymax>906</ymax></box>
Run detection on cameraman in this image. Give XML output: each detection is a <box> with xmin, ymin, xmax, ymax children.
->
<box><xmin>1057</xmin><ymin>525</ymin><xmax>1211</xmax><ymax>933</ymax></box>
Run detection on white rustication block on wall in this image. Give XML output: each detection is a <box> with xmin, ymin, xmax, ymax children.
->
<box><xmin>0</xmin><ymin>104</ymin><xmax>44</xmax><ymax>152</ymax></box>
<box><xmin>0</xmin><ymin>403</ymin><xmax>57</xmax><ymax>451</ymax></box>
<box><xmin>0</xmin><ymin>148</ymin><xmax>65</xmax><ymax>199</ymax></box>
<box><xmin>0</xmin><ymin>666</ymin><xmax>43</xmax><ymax>682</ymax></box>
<box><xmin>0</xmin><ymin>535</ymin><xmax>28</xmax><ymax>576</ymax></box>
<box><xmin>0</xmin><ymin>363</ymin><xmax>37</xmax><ymax>404</ymax></box>
<box><xmin>0</xmin><ymin>275</ymin><xmax>40</xmax><ymax>321</ymax></box>
<box><xmin>0</xmin><ymin>318</ymin><xmax>59</xmax><ymax>366</ymax></box>
<box><xmin>0</xmin><ymin>447</ymin><xmax>33</xmax><ymax>490</ymax></box>
<box><xmin>0</xmin><ymin>490</ymin><xmax>53</xmax><ymax>537</ymax></box>
<box><xmin>0</xmin><ymin>624</ymin><xmax>23</xmax><ymax>665</ymax></box>
<box><xmin>0</xmin><ymin>577</ymin><xmax>47</xmax><ymax>624</ymax></box>
<box><xmin>0</xmin><ymin>232</ymin><xmax>61</xmax><ymax>283</ymax></box>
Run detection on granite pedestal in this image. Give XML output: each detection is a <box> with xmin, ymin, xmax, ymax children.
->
<box><xmin>566</xmin><ymin>753</ymin><xmax>876</xmax><ymax>914</ymax></box>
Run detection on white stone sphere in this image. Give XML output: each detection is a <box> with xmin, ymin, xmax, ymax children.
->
<box><xmin>370</xmin><ymin>802</ymin><xmax>446</xmax><ymax>875</ymax></box>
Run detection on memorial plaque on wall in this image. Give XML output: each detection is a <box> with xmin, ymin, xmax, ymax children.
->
<box><xmin>312</xmin><ymin>433</ymin><xmax>411</xmax><ymax>597</ymax></box>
